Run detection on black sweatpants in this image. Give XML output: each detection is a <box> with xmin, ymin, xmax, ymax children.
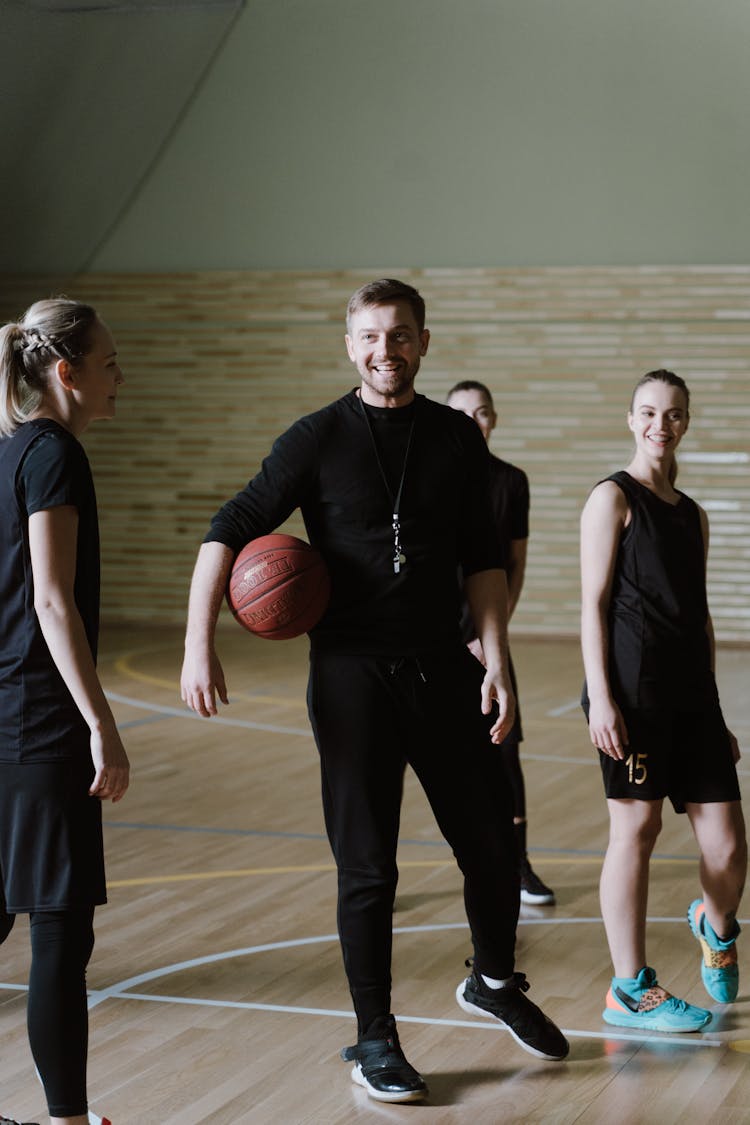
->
<box><xmin>0</xmin><ymin>893</ymin><xmax>94</xmax><ymax>1118</ymax></box>
<box><xmin>307</xmin><ymin>644</ymin><xmax>519</xmax><ymax>1033</ymax></box>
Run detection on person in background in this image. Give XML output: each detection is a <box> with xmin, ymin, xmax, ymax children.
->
<box><xmin>0</xmin><ymin>298</ymin><xmax>128</xmax><ymax>1125</ymax></box>
<box><xmin>447</xmin><ymin>380</ymin><xmax>555</xmax><ymax>906</ymax></box>
<box><xmin>580</xmin><ymin>368</ymin><xmax>745</xmax><ymax>1033</ymax></box>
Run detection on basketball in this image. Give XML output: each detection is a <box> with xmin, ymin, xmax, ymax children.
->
<box><xmin>226</xmin><ymin>533</ymin><xmax>331</xmax><ymax>640</ymax></box>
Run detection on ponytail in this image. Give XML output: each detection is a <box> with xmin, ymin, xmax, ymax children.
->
<box><xmin>0</xmin><ymin>323</ymin><xmax>41</xmax><ymax>437</ymax></box>
<box><xmin>0</xmin><ymin>298</ymin><xmax>98</xmax><ymax>437</ymax></box>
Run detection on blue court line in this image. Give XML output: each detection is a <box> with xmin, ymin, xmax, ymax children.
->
<box><xmin>107</xmin><ymin>820</ymin><xmax>330</xmax><ymax>842</ymax></box>
<box><xmin>107</xmin><ymin>691</ymin><xmax>750</xmax><ymax>781</ymax></box>
<box><xmin>105</xmin><ymin>692</ymin><xmax>750</xmax><ymax>779</ymax></box>
<box><xmin>103</xmin><ymin>820</ymin><xmax>705</xmax><ymax>863</ymax></box>
<box><xmin>118</xmin><ymin>715</ymin><xmax>172</xmax><ymax>730</ymax></box>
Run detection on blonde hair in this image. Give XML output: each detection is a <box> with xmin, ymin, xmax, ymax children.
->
<box><xmin>0</xmin><ymin>297</ymin><xmax>98</xmax><ymax>436</ymax></box>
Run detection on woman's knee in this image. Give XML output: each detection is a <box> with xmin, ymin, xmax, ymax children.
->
<box><xmin>608</xmin><ymin>800</ymin><xmax>663</xmax><ymax>853</ymax></box>
<box><xmin>690</xmin><ymin>802</ymin><xmax>748</xmax><ymax>873</ymax></box>
<box><xmin>704</xmin><ymin>830</ymin><xmax>748</xmax><ymax>875</ymax></box>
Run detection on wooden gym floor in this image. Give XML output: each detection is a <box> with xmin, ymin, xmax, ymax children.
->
<box><xmin>1</xmin><ymin>626</ymin><xmax>749</xmax><ymax>1124</ymax></box>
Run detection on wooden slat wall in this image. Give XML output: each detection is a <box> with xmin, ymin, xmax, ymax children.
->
<box><xmin>1</xmin><ymin>268</ymin><xmax>748</xmax><ymax>640</ymax></box>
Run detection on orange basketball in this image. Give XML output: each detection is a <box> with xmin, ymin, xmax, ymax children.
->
<box><xmin>226</xmin><ymin>533</ymin><xmax>331</xmax><ymax>640</ymax></box>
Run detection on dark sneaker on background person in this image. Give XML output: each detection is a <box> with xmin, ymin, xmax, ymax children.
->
<box><xmin>520</xmin><ymin>857</ymin><xmax>556</xmax><ymax>905</ymax></box>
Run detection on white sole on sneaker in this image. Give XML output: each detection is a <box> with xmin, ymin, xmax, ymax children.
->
<box><xmin>602</xmin><ymin>1007</ymin><xmax>711</xmax><ymax>1033</ymax></box>
<box><xmin>350</xmin><ymin>1063</ymin><xmax>426</xmax><ymax>1103</ymax></box>
<box><xmin>455</xmin><ymin>981</ymin><xmax>564</xmax><ymax>1061</ymax></box>
<box><xmin>520</xmin><ymin>889</ymin><xmax>555</xmax><ymax>905</ymax></box>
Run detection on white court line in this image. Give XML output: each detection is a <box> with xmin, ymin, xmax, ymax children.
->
<box><xmin>105</xmin><ymin>691</ymin><xmax>750</xmax><ymax>775</ymax></box>
<box><xmin>106</xmin><ymin>689</ymin><xmax>582</xmax><ymax>738</ymax></box>
<box><xmin>104</xmin><ymin>690</ymin><xmax>312</xmax><ymax>737</ymax></box>
<box><xmin>0</xmin><ymin>975</ymin><xmax>728</xmax><ymax>1055</ymax></box>
<box><xmin>96</xmin><ymin>991</ymin><xmax>723</xmax><ymax>1049</ymax></box>
<box><xmin>547</xmin><ymin>699</ymin><xmax>582</xmax><ymax>718</ymax></box>
<box><xmin>19</xmin><ymin>919</ymin><xmax>731</xmax><ymax>1053</ymax></box>
<box><xmin>89</xmin><ymin>682</ymin><xmax>748</xmax><ymax>1060</ymax></box>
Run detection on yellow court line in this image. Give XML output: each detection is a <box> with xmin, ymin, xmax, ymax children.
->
<box><xmin>109</xmin><ymin>860</ymin><xmax>454</xmax><ymax>887</ymax></box>
<box><xmin>496</xmin><ymin>856</ymin><xmax>696</xmax><ymax>867</ymax></box>
<box><xmin>109</xmin><ymin>864</ymin><xmax>337</xmax><ymax>887</ymax></box>
<box><xmin>107</xmin><ymin>855</ymin><xmax>694</xmax><ymax>889</ymax></box>
<box><xmin>112</xmin><ymin>649</ymin><xmax>304</xmax><ymax>708</ymax></box>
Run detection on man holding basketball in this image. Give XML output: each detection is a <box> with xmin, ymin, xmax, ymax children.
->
<box><xmin>181</xmin><ymin>279</ymin><xmax>568</xmax><ymax>1104</ymax></box>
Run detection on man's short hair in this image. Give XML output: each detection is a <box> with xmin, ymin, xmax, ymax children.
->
<box><xmin>446</xmin><ymin>379</ymin><xmax>495</xmax><ymax>411</ymax></box>
<box><xmin>346</xmin><ymin>279</ymin><xmax>426</xmax><ymax>333</ymax></box>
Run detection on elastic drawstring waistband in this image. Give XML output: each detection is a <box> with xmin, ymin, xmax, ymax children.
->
<box><xmin>388</xmin><ymin>656</ymin><xmax>427</xmax><ymax>683</ymax></box>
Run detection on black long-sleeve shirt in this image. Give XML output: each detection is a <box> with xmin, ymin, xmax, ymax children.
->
<box><xmin>206</xmin><ymin>389</ymin><xmax>501</xmax><ymax>654</ymax></box>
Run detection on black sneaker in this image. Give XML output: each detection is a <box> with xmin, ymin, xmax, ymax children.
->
<box><xmin>1</xmin><ymin>1117</ymin><xmax>40</xmax><ymax>1124</ymax></box>
<box><xmin>456</xmin><ymin>966</ymin><xmax>569</xmax><ymax>1061</ymax></box>
<box><xmin>340</xmin><ymin>1015</ymin><xmax>428</xmax><ymax>1103</ymax></box>
<box><xmin>520</xmin><ymin>859</ymin><xmax>556</xmax><ymax>906</ymax></box>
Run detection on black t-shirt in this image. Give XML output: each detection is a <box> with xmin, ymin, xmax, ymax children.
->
<box><xmin>460</xmin><ymin>452</ymin><xmax>529</xmax><ymax>643</ymax></box>
<box><xmin>206</xmin><ymin>390</ymin><xmax>501</xmax><ymax>654</ymax></box>
<box><xmin>486</xmin><ymin>454</ymin><xmax>529</xmax><ymax>569</ymax></box>
<box><xmin>0</xmin><ymin>419</ymin><xmax>99</xmax><ymax>761</ymax></box>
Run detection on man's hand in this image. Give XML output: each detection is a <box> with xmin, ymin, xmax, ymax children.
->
<box><xmin>181</xmin><ymin>645</ymin><xmax>229</xmax><ymax>718</ymax></box>
<box><xmin>481</xmin><ymin>665</ymin><xmax>516</xmax><ymax>744</ymax></box>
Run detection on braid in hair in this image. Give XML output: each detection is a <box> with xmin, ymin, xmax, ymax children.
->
<box><xmin>0</xmin><ymin>298</ymin><xmax>97</xmax><ymax>436</ymax></box>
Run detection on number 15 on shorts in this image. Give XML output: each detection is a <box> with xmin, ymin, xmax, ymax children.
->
<box><xmin>625</xmin><ymin>753</ymin><xmax>648</xmax><ymax>784</ymax></box>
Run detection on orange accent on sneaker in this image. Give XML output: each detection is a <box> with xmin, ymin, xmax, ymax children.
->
<box><xmin>707</xmin><ymin>945</ymin><xmax>738</xmax><ymax>968</ymax></box>
<box><xmin>693</xmin><ymin>901</ymin><xmax>738</xmax><ymax>969</ymax></box>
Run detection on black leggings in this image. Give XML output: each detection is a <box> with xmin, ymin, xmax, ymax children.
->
<box><xmin>308</xmin><ymin>647</ymin><xmax>519</xmax><ymax>1034</ymax></box>
<box><xmin>496</xmin><ymin>655</ymin><xmax>526</xmax><ymax>821</ymax></box>
<box><xmin>0</xmin><ymin>899</ymin><xmax>95</xmax><ymax>1118</ymax></box>
<box><xmin>501</xmin><ymin>739</ymin><xmax>526</xmax><ymax>820</ymax></box>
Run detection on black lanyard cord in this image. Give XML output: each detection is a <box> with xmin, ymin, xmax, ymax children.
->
<box><xmin>358</xmin><ymin>394</ymin><xmax>417</xmax><ymax>573</ymax></box>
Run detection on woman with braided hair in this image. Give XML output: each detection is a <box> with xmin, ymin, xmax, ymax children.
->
<box><xmin>0</xmin><ymin>298</ymin><xmax>128</xmax><ymax>1125</ymax></box>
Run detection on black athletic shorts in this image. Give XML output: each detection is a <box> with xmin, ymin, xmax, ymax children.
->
<box><xmin>0</xmin><ymin>759</ymin><xmax>106</xmax><ymax>912</ymax></box>
<box><xmin>583</xmin><ymin>702</ymin><xmax>741</xmax><ymax>814</ymax></box>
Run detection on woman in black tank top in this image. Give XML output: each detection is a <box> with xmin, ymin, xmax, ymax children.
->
<box><xmin>580</xmin><ymin>369</ymin><xmax>746</xmax><ymax>1035</ymax></box>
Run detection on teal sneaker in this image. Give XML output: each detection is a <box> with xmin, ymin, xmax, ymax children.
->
<box><xmin>688</xmin><ymin>899</ymin><xmax>740</xmax><ymax>1003</ymax></box>
<box><xmin>603</xmin><ymin>966</ymin><xmax>711</xmax><ymax>1032</ymax></box>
